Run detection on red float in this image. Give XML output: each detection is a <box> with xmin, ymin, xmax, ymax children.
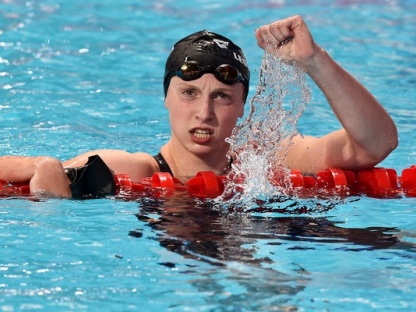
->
<box><xmin>2</xmin><ymin>165</ymin><xmax>416</xmax><ymax>200</ymax></box>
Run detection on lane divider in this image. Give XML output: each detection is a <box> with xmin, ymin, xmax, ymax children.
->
<box><xmin>114</xmin><ymin>166</ymin><xmax>416</xmax><ymax>199</ymax></box>
<box><xmin>2</xmin><ymin>166</ymin><xmax>416</xmax><ymax>199</ymax></box>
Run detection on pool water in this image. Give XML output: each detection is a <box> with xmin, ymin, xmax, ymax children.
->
<box><xmin>1</xmin><ymin>0</ymin><xmax>416</xmax><ymax>311</ymax></box>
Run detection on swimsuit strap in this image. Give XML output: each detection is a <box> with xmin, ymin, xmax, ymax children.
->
<box><xmin>153</xmin><ymin>153</ymin><xmax>233</xmax><ymax>177</ymax></box>
<box><xmin>153</xmin><ymin>153</ymin><xmax>174</xmax><ymax>177</ymax></box>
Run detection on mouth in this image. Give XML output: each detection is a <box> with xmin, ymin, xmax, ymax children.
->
<box><xmin>191</xmin><ymin>129</ymin><xmax>212</xmax><ymax>139</ymax></box>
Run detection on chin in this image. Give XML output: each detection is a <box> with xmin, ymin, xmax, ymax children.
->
<box><xmin>190</xmin><ymin>142</ymin><xmax>228</xmax><ymax>157</ymax></box>
<box><xmin>188</xmin><ymin>143</ymin><xmax>220</xmax><ymax>156</ymax></box>
<box><xmin>190</xmin><ymin>145</ymin><xmax>212</xmax><ymax>155</ymax></box>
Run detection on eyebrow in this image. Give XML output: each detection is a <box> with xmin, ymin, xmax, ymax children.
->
<box><xmin>175</xmin><ymin>81</ymin><xmax>236</xmax><ymax>92</ymax></box>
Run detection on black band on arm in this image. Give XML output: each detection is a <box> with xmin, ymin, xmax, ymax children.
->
<box><xmin>65</xmin><ymin>155</ymin><xmax>116</xmax><ymax>199</ymax></box>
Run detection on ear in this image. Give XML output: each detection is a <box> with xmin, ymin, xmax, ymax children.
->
<box><xmin>164</xmin><ymin>96</ymin><xmax>170</xmax><ymax>110</ymax></box>
<box><xmin>237</xmin><ymin>95</ymin><xmax>245</xmax><ymax>118</ymax></box>
<box><xmin>237</xmin><ymin>86</ymin><xmax>246</xmax><ymax>118</ymax></box>
<box><xmin>238</xmin><ymin>111</ymin><xmax>244</xmax><ymax>118</ymax></box>
<box><xmin>164</xmin><ymin>86</ymin><xmax>174</xmax><ymax>109</ymax></box>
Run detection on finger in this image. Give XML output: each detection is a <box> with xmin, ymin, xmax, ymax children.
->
<box><xmin>259</xmin><ymin>26</ymin><xmax>278</xmax><ymax>44</ymax></box>
<box><xmin>270</xmin><ymin>18</ymin><xmax>298</xmax><ymax>43</ymax></box>
<box><xmin>268</xmin><ymin>23</ymin><xmax>287</xmax><ymax>43</ymax></box>
<box><xmin>257</xmin><ymin>19</ymin><xmax>296</xmax><ymax>48</ymax></box>
<box><xmin>255</xmin><ymin>27</ymin><xmax>278</xmax><ymax>49</ymax></box>
<box><xmin>255</xmin><ymin>30</ymin><xmax>266</xmax><ymax>49</ymax></box>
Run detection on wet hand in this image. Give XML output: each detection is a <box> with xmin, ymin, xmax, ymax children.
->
<box><xmin>255</xmin><ymin>15</ymin><xmax>319</xmax><ymax>68</ymax></box>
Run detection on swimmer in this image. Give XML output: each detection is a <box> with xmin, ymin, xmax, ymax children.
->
<box><xmin>0</xmin><ymin>15</ymin><xmax>398</xmax><ymax>198</ymax></box>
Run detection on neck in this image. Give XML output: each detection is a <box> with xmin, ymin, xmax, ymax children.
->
<box><xmin>160</xmin><ymin>140</ymin><xmax>231</xmax><ymax>178</ymax></box>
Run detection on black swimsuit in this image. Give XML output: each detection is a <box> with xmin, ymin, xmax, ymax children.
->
<box><xmin>153</xmin><ymin>153</ymin><xmax>174</xmax><ymax>176</ymax></box>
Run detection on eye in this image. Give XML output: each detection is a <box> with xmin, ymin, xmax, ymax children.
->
<box><xmin>182</xmin><ymin>88</ymin><xmax>197</xmax><ymax>97</ymax></box>
<box><xmin>216</xmin><ymin>92</ymin><xmax>230</xmax><ymax>99</ymax></box>
<box><xmin>213</xmin><ymin>92</ymin><xmax>233</xmax><ymax>103</ymax></box>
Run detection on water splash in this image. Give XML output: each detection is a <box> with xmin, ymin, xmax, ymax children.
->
<box><xmin>217</xmin><ymin>51</ymin><xmax>313</xmax><ymax>210</ymax></box>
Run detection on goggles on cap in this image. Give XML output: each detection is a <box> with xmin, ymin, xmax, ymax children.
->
<box><xmin>164</xmin><ymin>61</ymin><xmax>247</xmax><ymax>94</ymax></box>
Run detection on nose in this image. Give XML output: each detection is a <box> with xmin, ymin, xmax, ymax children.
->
<box><xmin>195</xmin><ymin>96</ymin><xmax>214</xmax><ymax>121</ymax></box>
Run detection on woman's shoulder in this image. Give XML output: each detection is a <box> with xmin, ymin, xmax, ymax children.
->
<box><xmin>64</xmin><ymin>149</ymin><xmax>160</xmax><ymax>180</ymax></box>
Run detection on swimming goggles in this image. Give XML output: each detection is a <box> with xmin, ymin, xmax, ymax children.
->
<box><xmin>173</xmin><ymin>61</ymin><xmax>245</xmax><ymax>85</ymax></box>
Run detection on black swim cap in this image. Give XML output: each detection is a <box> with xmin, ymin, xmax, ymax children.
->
<box><xmin>164</xmin><ymin>30</ymin><xmax>250</xmax><ymax>101</ymax></box>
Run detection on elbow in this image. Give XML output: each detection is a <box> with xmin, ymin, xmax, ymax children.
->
<box><xmin>347</xmin><ymin>128</ymin><xmax>398</xmax><ymax>170</ymax></box>
<box><xmin>377</xmin><ymin>141</ymin><xmax>397</xmax><ymax>165</ymax></box>
<box><xmin>389</xmin><ymin>133</ymin><xmax>399</xmax><ymax>155</ymax></box>
<box><xmin>367</xmin><ymin>129</ymin><xmax>399</xmax><ymax>167</ymax></box>
<box><xmin>382</xmin><ymin>125</ymin><xmax>399</xmax><ymax>159</ymax></box>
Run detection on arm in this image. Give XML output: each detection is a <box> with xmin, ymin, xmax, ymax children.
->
<box><xmin>62</xmin><ymin>149</ymin><xmax>159</xmax><ymax>182</ymax></box>
<box><xmin>0</xmin><ymin>150</ymin><xmax>158</xmax><ymax>197</ymax></box>
<box><xmin>0</xmin><ymin>156</ymin><xmax>71</xmax><ymax>197</ymax></box>
<box><xmin>255</xmin><ymin>15</ymin><xmax>398</xmax><ymax>173</ymax></box>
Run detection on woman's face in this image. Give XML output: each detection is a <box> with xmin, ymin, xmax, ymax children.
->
<box><xmin>165</xmin><ymin>74</ymin><xmax>245</xmax><ymax>157</ymax></box>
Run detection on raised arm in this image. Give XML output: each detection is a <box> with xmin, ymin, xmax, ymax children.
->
<box><xmin>255</xmin><ymin>15</ymin><xmax>398</xmax><ymax>173</ymax></box>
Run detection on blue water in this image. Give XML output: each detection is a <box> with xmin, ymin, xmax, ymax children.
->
<box><xmin>1</xmin><ymin>0</ymin><xmax>416</xmax><ymax>311</ymax></box>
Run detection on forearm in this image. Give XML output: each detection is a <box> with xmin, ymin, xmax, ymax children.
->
<box><xmin>0</xmin><ymin>156</ymin><xmax>43</xmax><ymax>181</ymax></box>
<box><xmin>0</xmin><ymin>156</ymin><xmax>71</xmax><ymax>197</ymax></box>
<box><xmin>305</xmin><ymin>48</ymin><xmax>398</xmax><ymax>161</ymax></box>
